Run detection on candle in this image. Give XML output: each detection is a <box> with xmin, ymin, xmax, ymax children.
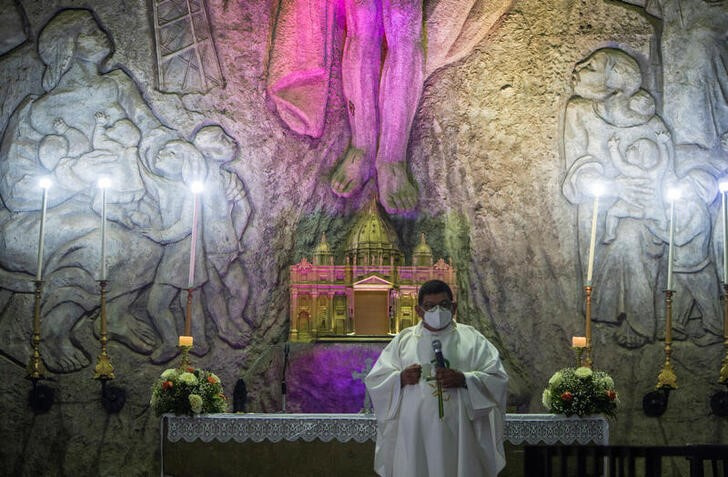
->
<box><xmin>187</xmin><ymin>182</ymin><xmax>203</xmax><ymax>289</ymax></box>
<box><xmin>666</xmin><ymin>187</ymin><xmax>681</xmax><ymax>290</ymax></box>
<box><xmin>98</xmin><ymin>178</ymin><xmax>110</xmax><ymax>281</ymax></box>
<box><xmin>36</xmin><ymin>178</ymin><xmax>52</xmax><ymax>281</ymax></box>
<box><xmin>178</xmin><ymin>335</ymin><xmax>193</xmax><ymax>347</ymax></box>
<box><xmin>572</xmin><ymin>336</ymin><xmax>587</xmax><ymax>348</ymax></box>
<box><xmin>720</xmin><ymin>180</ymin><xmax>728</xmax><ymax>284</ymax></box>
<box><xmin>586</xmin><ymin>183</ymin><xmax>604</xmax><ymax>284</ymax></box>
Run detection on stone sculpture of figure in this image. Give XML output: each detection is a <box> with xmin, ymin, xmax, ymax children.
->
<box><xmin>653</xmin><ymin>174</ymin><xmax>723</xmax><ymax>345</ymax></box>
<box><xmin>562</xmin><ymin>48</ymin><xmax>675</xmax><ymax>348</ymax></box>
<box><xmin>620</xmin><ymin>0</ymin><xmax>728</xmax><ymax>152</ymax></box>
<box><xmin>142</xmin><ymin>141</ymin><xmax>208</xmax><ymax>363</ymax></box>
<box><xmin>603</xmin><ymin>132</ymin><xmax>671</xmax><ymax>243</ymax></box>
<box><xmin>0</xmin><ymin>9</ymin><xmax>179</xmax><ymax>371</ymax></box>
<box><xmin>267</xmin><ymin>0</ymin><xmax>513</xmax><ymax>214</ymax></box>
<box><xmin>192</xmin><ymin>125</ymin><xmax>251</xmax><ymax>347</ymax></box>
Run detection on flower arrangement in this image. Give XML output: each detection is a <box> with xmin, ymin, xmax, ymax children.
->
<box><xmin>542</xmin><ymin>366</ymin><xmax>618</xmax><ymax>417</ymax></box>
<box><xmin>150</xmin><ymin>366</ymin><xmax>227</xmax><ymax>416</ymax></box>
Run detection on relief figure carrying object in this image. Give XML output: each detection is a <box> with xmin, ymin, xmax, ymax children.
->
<box><xmin>267</xmin><ymin>0</ymin><xmax>513</xmax><ymax>213</ymax></box>
<box><xmin>620</xmin><ymin>0</ymin><xmax>728</xmax><ymax>152</ymax></box>
<box><xmin>562</xmin><ymin>48</ymin><xmax>675</xmax><ymax>348</ymax></box>
<box><xmin>0</xmin><ymin>10</ymin><xmax>176</xmax><ymax>371</ymax></box>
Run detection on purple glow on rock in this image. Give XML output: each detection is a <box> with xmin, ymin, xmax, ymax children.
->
<box><xmin>286</xmin><ymin>343</ymin><xmax>385</xmax><ymax>413</ymax></box>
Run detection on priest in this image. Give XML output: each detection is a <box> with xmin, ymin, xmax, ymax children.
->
<box><xmin>365</xmin><ymin>279</ymin><xmax>508</xmax><ymax>477</ymax></box>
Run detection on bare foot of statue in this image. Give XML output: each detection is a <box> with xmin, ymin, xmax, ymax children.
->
<box><xmin>42</xmin><ymin>336</ymin><xmax>90</xmax><ymax>372</ymax></box>
<box><xmin>104</xmin><ymin>305</ymin><xmax>157</xmax><ymax>355</ymax></box>
<box><xmin>151</xmin><ymin>343</ymin><xmax>179</xmax><ymax>364</ymax></box>
<box><xmin>615</xmin><ymin>320</ymin><xmax>649</xmax><ymax>348</ymax></box>
<box><xmin>331</xmin><ymin>146</ymin><xmax>372</xmax><ymax>198</ymax></box>
<box><xmin>376</xmin><ymin>161</ymin><xmax>418</xmax><ymax>213</ymax></box>
<box><xmin>189</xmin><ymin>338</ymin><xmax>210</xmax><ymax>357</ymax></box>
<box><xmin>216</xmin><ymin>318</ymin><xmax>252</xmax><ymax>348</ymax></box>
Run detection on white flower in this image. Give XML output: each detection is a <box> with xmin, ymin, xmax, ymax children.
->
<box><xmin>542</xmin><ymin>389</ymin><xmax>552</xmax><ymax>409</ymax></box>
<box><xmin>548</xmin><ymin>371</ymin><xmax>563</xmax><ymax>387</ymax></box>
<box><xmin>599</xmin><ymin>375</ymin><xmax>614</xmax><ymax>388</ymax></box>
<box><xmin>575</xmin><ymin>367</ymin><xmax>593</xmax><ymax>378</ymax></box>
<box><xmin>179</xmin><ymin>372</ymin><xmax>198</xmax><ymax>385</ymax></box>
<box><xmin>161</xmin><ymin>368</ymin><xmax>178</xmax><ymax>380</ymax></box>
<box><xmin>189</xmin><ymin>394</ymin><xmax>203</xmax><ymax>413</ymax></box>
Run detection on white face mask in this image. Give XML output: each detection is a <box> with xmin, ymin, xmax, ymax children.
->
<box><xmin>423</xmin><ymin>306</ymin><xmax>453</xmax><ymax>329</ymax></box>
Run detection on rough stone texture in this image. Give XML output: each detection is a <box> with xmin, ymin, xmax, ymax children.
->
<box><xmin>0</xmin><ymin>1</ymin><xmax>726</xmax><ymax>476</ymax></box>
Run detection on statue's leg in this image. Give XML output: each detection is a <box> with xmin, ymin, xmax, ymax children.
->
<box><xmin>331</xmin><ymin>0</ymin><xmax>383</xmax><ymax>198</ymax></box>
<box><xmin>147</xmin><ymin>283</ymin><xmax>181</xmax><ymax>363</ymax></box>
<box><xmin>376</xmin><ymin>0</ymin><xmax>424</xmax><ymax>213</ymax></box>
<box><xmin>202</xmin><ymin>257</ymin><xmax>251</xmax><ymax>347</ymax></box>
<box><xmin>42</xmin><ymin>301</ymin><xmax>90</xmax><ymax>373</ymax></box>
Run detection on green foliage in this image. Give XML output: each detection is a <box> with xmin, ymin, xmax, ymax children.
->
<box><xmin>150</xmin><ymin>366</ymin><xmax>228</xmax><ymax>416</ymax></box>
<box><xmin>542</xmin><ymin>367</ymin><xmax>618</xmax><ymax>417</ymax></box>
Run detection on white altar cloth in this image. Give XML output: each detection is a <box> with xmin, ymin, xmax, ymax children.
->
<box><xmin>163</xmin><ymin>413</ymin><xmax>609</xmax><ymax>446</ymax></box>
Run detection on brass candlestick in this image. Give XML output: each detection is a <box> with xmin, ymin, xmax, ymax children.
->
<box><xmin>26</xmin><ymin>280</ymin><xmax>46</xmax><ymax>380</ymax></box>
<box><xmin>93</xmin><ymin>280</ymin><xmax>115</xmax><ymax>380</ymax></box>
<box><xmin>584</xmin><ymin>285</ymin><xmax>593</xmax><ymax>368</ymax></box>
<box><xmin>573</xmin><ymin>346</ymin><xmax>585</xmax><ymax>368</ymax></box>
<box><xmin>179</xmin><ymin>345</ymin><xmax>192</xmax><ymax>369</ymax></box>
<box><xmin>719</xmin><ymin>283</ymin><xmax>728</xmax><ymax>384</ymax></box>
<box><xmin>657</xmin><ymin>289</ymin><xmax>678</xmax><ymax>390</ymax></box>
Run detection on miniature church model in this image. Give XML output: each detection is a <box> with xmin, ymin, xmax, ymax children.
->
<box><xmin>289</xmin><ymin>202</ymin><xmax>457</xmax><ymax>342</ymax></box>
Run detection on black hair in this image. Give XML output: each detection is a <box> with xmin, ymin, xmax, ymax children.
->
<box><xmin>417</xmin><ymin>279</ymin><xmax>453</xmax><ymax>305</ymax></box>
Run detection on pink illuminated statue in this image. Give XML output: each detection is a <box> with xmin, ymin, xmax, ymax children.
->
<box><xmin>268</xmin><ymin>0</ymin><xmax>513</xmax><ymax>213</ymax></box>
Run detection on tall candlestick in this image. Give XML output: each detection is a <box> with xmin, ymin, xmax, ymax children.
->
<box><xmin>99</xmin><ymin>178</ymin><xmax>109</xmax><ymax>281</ymax></box>
<box><xmin>721</xmin><ymin>181</ymin><xmax>728</xmax><ymax>284</ymax></box>
<box><xmin>187</xmin><ymin>182</ymin><xmax>203</xmax><ymax>289</ymax></box>
<box><xmin>666</xmin><ymin>189</ymin><xmax>679</xmax><ymax>290</ymax></box>
<box><xmin>586</xmin><ymin>184</ymin><xmax>603</xmax><ymax>284</ymax></box>
<box><xmin>36</xmin><ymin>179</ymin><xmax>51</xmax><ymax>281</ymax></box>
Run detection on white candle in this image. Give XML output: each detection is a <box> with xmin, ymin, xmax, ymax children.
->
<box><xmin>98</xmin><ymin>178</ymin><xmax>110</xmax><ymax>281</ymax></box>
<box><xmin>586</xmin><ymin>184</ymin><xmax>603</xmax><ymax>285</ymax></box>
<box><xmin>36</xmin><ymin>178</ymin><xmax>51</xmax><ymax>281</ymax></box>
<box><xmin>666</xmin><ymin>188</ymin><xmax>681</xmax><ymax>290</ymax></box>
<box><xmin>187</xmin><ymin>182</ymin><xmax>203</xmax><ymax>289</ymax></box>
<box><xmin>720</xmin><ymin>181</ymin><xmax>728</xmax><ymax>284</ymax></box>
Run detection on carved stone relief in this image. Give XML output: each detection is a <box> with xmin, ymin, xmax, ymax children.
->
<box><xmin>562</xmin><ymin>46</ymin><xmax>723</xmax><ymax>349</ymax></box>
<box><xmin>266</xmin><ymin>0</ymin><xmax>514</xmax><ymax>214</ymax></box>
<box><xmin>0</xmin><ymin>9</ymin><xmax>250</xmax><ymax>372</ymax></box>
<box><xmin>152</xmin><ymin>0</ymin><xmax>225</xmax><ymax>93</ymax></box>
<box><xmin>0</xmin><ymin>1</ymin><xmax>27</xmax><ymax>55</ymax></box>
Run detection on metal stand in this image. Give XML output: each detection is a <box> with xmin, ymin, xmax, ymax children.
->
<box><xmin>26</xmin><ymin>280</ymin><xmax>54</xmax><ymax>413</ymax></box>
<box><xmin>584</xmin><ymin>285</ymin><xmax>594</xmax><ymax>368</ymax></box>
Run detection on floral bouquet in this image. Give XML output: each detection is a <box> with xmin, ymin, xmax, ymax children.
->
<box><xmin>542</xmin><ymin>366</ymin><xmax>618</xmax><ymax>417</ymax></box>
<box><xmin>150</xmin><ymin>366</ymin><xmax>228</xmax><ymax>416</ymax></box>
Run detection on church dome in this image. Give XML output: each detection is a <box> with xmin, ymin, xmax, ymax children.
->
<box><xmin>346</xmin><ymin>200</ymin><xmax>402</xmax><ymax>265</ymax></box>
<box><xmin>412</xmin><ymin>233</ymin><xmax>433</xmax><ymax>267</ymax></box>
<box><xmin>313</xmin><ymin>233</ymin><xmax>333</xmax><ymax>265</ymax></box>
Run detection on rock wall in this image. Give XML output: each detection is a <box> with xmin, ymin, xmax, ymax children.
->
<box><xmin>0</xmin><ymin>0</ymin><xmax>727</xmax><ymax>475</ymax></box>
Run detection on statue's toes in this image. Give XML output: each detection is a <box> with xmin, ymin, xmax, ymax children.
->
<box><xmin>44</xmin><ymin>342</ymin><xmax>90</xmax><ymax>373</ymax></box>
<box><xmin>150</xmin><ymin>344</ymin><xmax>179</xmax><ymax>364</ymax></box>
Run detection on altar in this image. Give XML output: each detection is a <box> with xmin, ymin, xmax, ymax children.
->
<box><xmin>161</xmin><ymin>413</ymin><xmax>608</xmax><ymax>476</ymax></box>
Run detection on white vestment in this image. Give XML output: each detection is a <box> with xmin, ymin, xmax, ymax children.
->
<box><xmin>365</xmin><ymin>321</ymin><xmax>508</xmax><ymax>477</ymax></box>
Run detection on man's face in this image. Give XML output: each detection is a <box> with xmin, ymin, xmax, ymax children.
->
<box><xmin>415</xmin><ymin>291</ymin><xmax>456</xmax><ymax>318</ymax></box>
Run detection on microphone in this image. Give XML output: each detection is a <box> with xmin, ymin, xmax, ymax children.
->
<box><xmin>432</xmin><ymin>339</ymin><xmax>446</xmax><ymax>368</ymax></box>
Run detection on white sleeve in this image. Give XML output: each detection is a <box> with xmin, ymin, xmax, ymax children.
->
<box><xmin>365</xmin><ymin>335</ymin><xmax>405</xmax><ymax>421</ymax></box>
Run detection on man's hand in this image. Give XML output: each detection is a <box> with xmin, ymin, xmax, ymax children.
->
<box><xmin>400</xmin><ymin>364</ymin><xmax>422</xmax><ymax>387</ymax></box>
<box><xmin>436</xmin><ymin>368</ymin><xmax>466</xmax><ymax>389</ymax></box>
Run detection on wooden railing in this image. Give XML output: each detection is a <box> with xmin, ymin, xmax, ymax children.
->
<box><xmin>524</xmin><ymin>444</ymin><xmax>728</xmax><ymax>477</ymax></box>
